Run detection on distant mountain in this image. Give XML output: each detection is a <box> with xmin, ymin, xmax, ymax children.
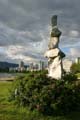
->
<box><xmin>0</xmin><ymin>61</ymin><xmax>18</xmax><ymax>69</ymax></box>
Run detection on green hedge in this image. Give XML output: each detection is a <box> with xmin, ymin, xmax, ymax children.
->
<box><xmin>9</xmin><ymin>71</ymin><xmax>80</xmax><ymax>115</ymax></box>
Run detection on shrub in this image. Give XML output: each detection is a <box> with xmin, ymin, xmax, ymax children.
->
<box><xmin>70</xmin><ymin>63</ymin><xmax>80</xmax><ymax>74</ymax></box>
<box><xmin>10</xmin><ymin>71</ymin><xmax>80</xmax><ymax>115</ymax></box>
<box><xmin>62</xmin><ymin>72</ymin><xmax>77</xmax><ymax>82</ymax></box>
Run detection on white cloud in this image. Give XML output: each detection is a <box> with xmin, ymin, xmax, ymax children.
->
<box><xmin>8</xmin><ymin>54</ymin><xmax>36</xmax><ymax>63</ymax></box>
<box><xmin>6</xmin><ymin>45</ymin><xmax>24</xmax><ymax>56</ymax></box>
<box><xmin>69</xmin><ymin>30</ymin><xmax>79</xmax><ymax>37</ymax></box>
<box><xmin>70</xmin><ymin>48</ymin><xmax>80</xmax><ymax>57</ymax></box>
<box><xmin>5</xmin><ymin>45</ymin><xmax>37</xmax><ymax>62</ymax></box>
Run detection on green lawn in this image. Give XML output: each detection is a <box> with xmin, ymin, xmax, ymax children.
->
<box><xmin>0</xmin><ymin>81</ymin><xmax>80</xmax><ymax>120</ymax></box>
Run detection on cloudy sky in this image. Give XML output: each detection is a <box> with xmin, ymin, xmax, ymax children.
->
<box><xmin>0</xmin><ymin>0</ymin><xmax>80</xmax><ymax>64</ymax></box>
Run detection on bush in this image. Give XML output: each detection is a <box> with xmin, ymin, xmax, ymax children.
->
<box><xmin>62</xmin><ymin>72</ymin><xmax>77</xmax><ymax>82</ymax></box>
<box><xmin>70</xmin><ymin>63</ymin><xmax>80</xmax><ymax>74</ymax></box>
<box><xmin>10</xmin><ymin>71</ymin><xmax>80</xmax><ymax>115</ymax></box>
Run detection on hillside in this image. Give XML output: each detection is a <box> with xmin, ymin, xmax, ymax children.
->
<box><xmin>0</xmin><ymin>61</ymin><xmax>18</xmax><ymax>69</ymax></box>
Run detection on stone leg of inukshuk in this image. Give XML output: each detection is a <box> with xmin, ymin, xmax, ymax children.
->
<box><xmin>44</xmin><ymin>15</ymin><xmax>65</xmax><ymax>79</ymax></box>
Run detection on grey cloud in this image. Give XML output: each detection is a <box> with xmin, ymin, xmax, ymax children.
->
<box><xmin>0</xmin><ymin>0</ymin><xmax>80</xmax><ymax>63</ymax></box>
<box><xmin>22</xmin><ymin>51</ymin><xmax>46</xmax><ymax>61</ymax></box>
<box><xmin>0</xmin><ymin>0</ymin><xmax>80</xmax><ymax>33</ymax></box>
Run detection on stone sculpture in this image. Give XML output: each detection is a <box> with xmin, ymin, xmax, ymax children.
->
<box><xmin>44</xmin><ymin>15</ymin><xmax>65</xmax><ymax>79</ymax></box>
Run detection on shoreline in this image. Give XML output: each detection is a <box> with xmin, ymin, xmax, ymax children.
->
<box><xmin>0</xmin><ymin>77</ymin><xmax>15</xmax><ymax>81</ymax></box>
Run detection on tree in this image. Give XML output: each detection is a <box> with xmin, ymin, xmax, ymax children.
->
<box><xmin>70</xmin><ymin>63</ymin><xmax>80</xmax><ymax>74</ymax></box>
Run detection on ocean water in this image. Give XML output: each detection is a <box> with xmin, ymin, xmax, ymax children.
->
<box><xmin>0</xmin><ymin>73</ymin><xmax>16</xmax><ymax>78</ymax></box>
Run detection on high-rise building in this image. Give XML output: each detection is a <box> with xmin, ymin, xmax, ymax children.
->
<box><xmin>19</xmin><ymin>61</ymin><xmax>24</xmax><ymax>68</ymax></box>
<box><xmin>29</xmin><ymin>63</ymin><xmax>34</xmax><ymax>71</ymax></box>
<box><xmin>75</xmin><ymin>57</ymin><xmax>80</xmax><ymax>64</ymax></box>
<box><xmin>18</xmin><ymin>61</ymin><xmax>25</xmax><ymax>71</ymax></box>
<box><xmin>38</xmin><ymin>61</ymin><xmax>45</xmax><ymax>70</ymax></box>
<box><xmin>63</xmin><ymin>59</ymin><xmax>73</xmax><ymax>72</ymax></box>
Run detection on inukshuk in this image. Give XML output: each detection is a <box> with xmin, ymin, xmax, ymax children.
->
<box><xmin>44</xmin><ymin>15</ymin><xmax>65</xmax><ymax>79</ymax></box>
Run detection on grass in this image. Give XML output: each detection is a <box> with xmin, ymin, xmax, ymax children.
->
<box><xmin>0</xmin><ymin>81</ymin><xmax>80</xmax><ymax>120</ymax></box>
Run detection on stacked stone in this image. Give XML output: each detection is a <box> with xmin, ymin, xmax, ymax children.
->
<box><xmin>45</xmin><ymin>15</ymin><xmax>65</xmax><ymax>79</ymax></box>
